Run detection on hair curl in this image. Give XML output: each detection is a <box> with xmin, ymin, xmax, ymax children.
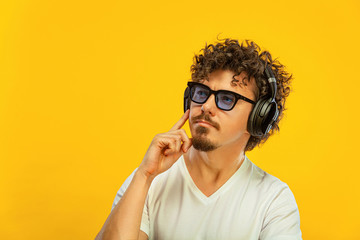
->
<box><xmin>190</xmin><ymin>38</ymin><xmax>293</xmax><ymax>152</ymax></box>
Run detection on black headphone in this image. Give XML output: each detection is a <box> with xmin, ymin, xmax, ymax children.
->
<box><xmin>183</xmin><ymin>63</ymin><xmax>279</xmax><ymax>138</ymax></box>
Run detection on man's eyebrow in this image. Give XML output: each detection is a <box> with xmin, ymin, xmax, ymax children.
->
<box><xmin>199</xmin><ymin>78</ymin><xmax>209</xmax><ymax>83</ymax></box>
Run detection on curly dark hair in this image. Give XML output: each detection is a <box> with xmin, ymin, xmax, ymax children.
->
<box><xmin>190</xmin><ymin>38</ymin><xmax>293</xmax><ymax>152</ymax></box>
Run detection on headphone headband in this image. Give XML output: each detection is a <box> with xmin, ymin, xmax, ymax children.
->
<box><xmin>263</xmin><ymin>63</ymin><xmax>277</xmax><ymax>101</ymax></box>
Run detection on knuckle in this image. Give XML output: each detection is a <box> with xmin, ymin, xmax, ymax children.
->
<box><xmin>180</xmin><ymin>134</ymin><xmax>188</xmax><ymax>141</ymax></box>
<box><xmin>154</xmin><ymin>134</ymin><xmax>161</xmax><ymax>141</ymax></box>
<box><xmin>170</xmin><ymin>133</ymin><xmax>180</xmax><ymax>140</ymax></box>
<box><xmin>176</xmin><ymin>130</ymin><xmax>184</xmax><ymax>137</ymax></box>
<box><xmin>180</xmin><ymin>129</ymin><xmax>188</xmax><ymax>137</ymax></box>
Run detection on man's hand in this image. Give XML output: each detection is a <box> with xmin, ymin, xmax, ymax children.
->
<box><xmin>138</xmin><ymin>109</ymin><xmax>192</xmax><ymax>179</ymax></box>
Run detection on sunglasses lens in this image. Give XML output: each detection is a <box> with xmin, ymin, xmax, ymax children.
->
<box><xmin>190</xmin><ymin>84</ymin><xmax>210</xmax><ymax>103</ymax></box>
<box><xmin>217</xmin><ymin>92</ymin><xmax>236</xmax><ymax>110</ymax></box>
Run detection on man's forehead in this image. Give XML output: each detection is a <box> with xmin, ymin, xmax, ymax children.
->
<box><xmin>199</xmin><ymin>69</ymin><xmax>258</xmax><ymax>100</ymax></box>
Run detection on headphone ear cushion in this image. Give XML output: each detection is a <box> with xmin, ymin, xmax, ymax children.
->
<box><xmin>261</xmin><ymin>102</ymin><xmax>279</xmax><ymax>134</ymax></box>
<box><xmin>183</xmin><ymin>87</ymin><xmax>191</xmax><ymax>113</ymax></box>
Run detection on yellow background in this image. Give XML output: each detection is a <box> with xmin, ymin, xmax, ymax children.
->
<box><xmin>1</xmin><ymin>0</ymin><xmax>359</xmax><ymax>239</ymax></box>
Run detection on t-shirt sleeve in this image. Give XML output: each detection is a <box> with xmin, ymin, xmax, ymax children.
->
<box><xmin>111</xmin><ymin>168</ymin><xmax>138</xmax><ymax>211</ymax></box>
<box><xmin>110</xmin><ymin>168</ymin><xmax>150</xmax><ymax>236</ymax></box>
<box><xmin>260</xmin><ymin>183</ymin><xmax>302</xmax><ymax>240</ymax></box>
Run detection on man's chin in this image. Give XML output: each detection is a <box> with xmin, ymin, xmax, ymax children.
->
<box><xmin>192</xmin><ymin>136</ymin><xmax>218</xmax><ymax>152</ymax></box>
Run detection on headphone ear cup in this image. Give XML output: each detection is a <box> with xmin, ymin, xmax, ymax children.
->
<box><xmin>248</xmin><ymin>98</ymin><xmax>267</xmax><ymax>137</ymax></box>
<box><xmin>248</xmin><ymin>98</ymin><xmax>279</xmax><ymax>137</ymax></box>
<box><xmin>184</xmin><ymin>87</ymin><xmax>191</xmax><ymax>113</ymax></box>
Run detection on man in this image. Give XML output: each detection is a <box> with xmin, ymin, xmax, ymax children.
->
<box><xmin>95</xmin><ymin>38</ymin><xmax>302</xmax><ymax>240</ymax></box>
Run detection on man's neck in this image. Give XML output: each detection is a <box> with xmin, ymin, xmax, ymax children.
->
<box><xmin>183</xmin><ymin>141</ymin><xmax>246</xmax><ymax>190</ymax></box>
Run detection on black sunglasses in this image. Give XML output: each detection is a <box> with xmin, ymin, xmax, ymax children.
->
<box><xmin>187</xmin><ymin>82</ymin><xmax>256</xmax><ymax>111</ymax></box>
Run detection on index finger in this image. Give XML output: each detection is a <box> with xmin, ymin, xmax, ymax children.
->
<box><xmin>170</xmin><ymin>109</ymin><xmax>190</xmax><ymax>131</ymax></box>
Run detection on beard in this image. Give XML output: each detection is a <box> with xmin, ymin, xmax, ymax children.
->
<box><xmin>192</xmin><ymin>126</ymin><xmax>219</xmax><ymax>152</ymax></box>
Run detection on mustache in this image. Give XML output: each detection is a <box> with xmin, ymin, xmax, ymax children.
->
<box><xmin>191</xmin><ymin>113</ymin><xmax>220</xmax><ymax>130</ymax></box>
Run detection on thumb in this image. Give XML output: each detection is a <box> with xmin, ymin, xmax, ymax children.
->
<box><xmin>182</xmin><ymin>137</ymin><xmax>193</xmax><ymax>153</ymax></box>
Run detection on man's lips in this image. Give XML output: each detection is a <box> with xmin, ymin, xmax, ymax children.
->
<box><xmin>195</xmin><ymin>120</ymin><xmax>214</xmax><ymax>128</ymax></box>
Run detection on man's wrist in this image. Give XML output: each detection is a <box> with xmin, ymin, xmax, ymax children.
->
<box><xmin>135</xmin><ymin>168</ymin><xmax>155</xmax><ymax>186</ymax></box>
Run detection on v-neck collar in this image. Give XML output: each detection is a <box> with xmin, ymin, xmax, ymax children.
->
<box><xmin>179</xmin><ymin>154</ymin><xmax>250</xmax><ymax>205</ymax></box>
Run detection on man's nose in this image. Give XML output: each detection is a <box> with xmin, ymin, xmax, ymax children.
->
<box><xmin>201</xmin><ymin>94</ymin><xmax>217</xmax><ymax>116</ymax></box>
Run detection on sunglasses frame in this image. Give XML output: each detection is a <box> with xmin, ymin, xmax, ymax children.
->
<box><xmin>187</xmin><ymin>81</ymin><xmax>256</xmax><ymax>111</ymax></box>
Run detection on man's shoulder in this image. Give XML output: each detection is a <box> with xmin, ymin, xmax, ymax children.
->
<box><xmin>246</xmin><ymin>156</ymin><xmax>290</xmax><ymax>194</ymax></box>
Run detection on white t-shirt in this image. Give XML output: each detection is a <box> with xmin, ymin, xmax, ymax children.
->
<box><xmin>111</xmin><ymin>155</ymin><xmax>302</xmax><ymax>240</ymax></box>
